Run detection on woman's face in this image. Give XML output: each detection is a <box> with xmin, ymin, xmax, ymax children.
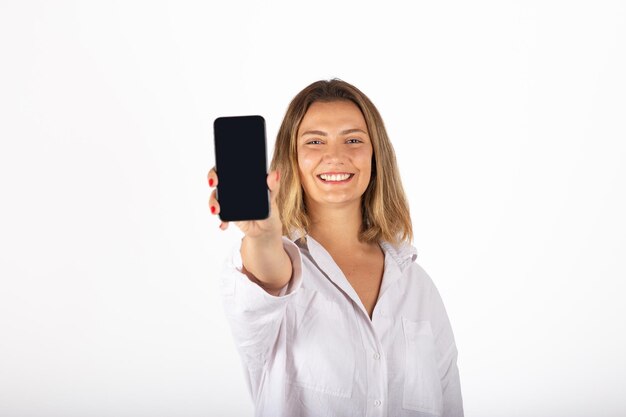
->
<box><xmin>296</xmin><ymin>100</ymin><xmax>373</xmax><ymax>209</ymax></box>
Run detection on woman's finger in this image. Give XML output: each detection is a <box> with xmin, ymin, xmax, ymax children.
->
<box><xmin>209</xmin><ymin>188</ymin><xmax>221</xmax><ymax>214</ymax></box>
<box><xmin>207</xmin><ymin>167</ymin><xmax>218</xmax><ymax>188</ymax></box>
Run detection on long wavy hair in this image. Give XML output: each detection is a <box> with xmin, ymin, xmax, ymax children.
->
<box><xmin>270</xmin><ymin>78</ymin><xmax>413</xmax><ymax>245</ymax></box>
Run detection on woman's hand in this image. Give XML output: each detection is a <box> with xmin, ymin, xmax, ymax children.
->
<box><xmin>207</xmin><ymin>167</ymin><xmax>283</xmax><ymax>240</ymax></box>
<box><xmin>208</xmin><ymin>167</ymin><xmax>292</xmax><ymax>292</ymax></box>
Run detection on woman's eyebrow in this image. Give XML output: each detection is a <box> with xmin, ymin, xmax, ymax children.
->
<box><xmin>301</xmin><ymin>128</ymin><xmax>368</xmax><ymax>136</ymax></box>
<box><xmin>301</xmin><ymin>130</ymin><xmax>327</xmax><ymax>136</ymax></box>
<box><xmin>339</xmin><ymin>128</ymin><xmax>368</xmax><ymax>135</ymax></box>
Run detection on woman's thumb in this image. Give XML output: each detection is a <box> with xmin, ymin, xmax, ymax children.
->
<box><xmin>267</xmin><ymin>169</ymin><xmax>281</xmax><ymax>204</ymax></box>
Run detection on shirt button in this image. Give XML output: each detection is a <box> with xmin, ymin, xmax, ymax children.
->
<box><xmin>373</xmin><ymin>352</ymin><xmax>380</xmax><ymax>360</ymax></box>
<box><xmin>374</xmin><ymin>399</ymin><xmax>382</xmax><ymax>406</ymax></box>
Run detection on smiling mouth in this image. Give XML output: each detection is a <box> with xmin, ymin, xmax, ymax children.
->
<box><xmin>317</xmin><ymin>173</ymin><xmax>355</xmax><ymax>183</ymax></box>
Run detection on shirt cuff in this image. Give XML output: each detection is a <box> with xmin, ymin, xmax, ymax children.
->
<box><xmin>226</xmin><ymin>236</ymin><xmax>303</xmax><ymax>303</ymax></box>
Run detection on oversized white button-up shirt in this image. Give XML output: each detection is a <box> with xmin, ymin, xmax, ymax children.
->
<box><xmin>220</xmin><ymin>234</ymin><xmax>463</xmax><ymax>417</ymax></box>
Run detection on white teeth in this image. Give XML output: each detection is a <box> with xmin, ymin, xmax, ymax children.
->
<box><xmin>319</xmin><ymin>173</ymin><xmax>351</xmax><ymax>182</ymax></box>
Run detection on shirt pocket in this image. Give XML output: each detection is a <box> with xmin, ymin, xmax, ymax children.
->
<box><xmin>285</xmin><ymin>292</ymin><xmax>356</xmax><ymax>398</ymax></box>
<box><xmin>401</xmin><ymin>317</ymin><xmax>443</xmax><ymax>416</ymax></box>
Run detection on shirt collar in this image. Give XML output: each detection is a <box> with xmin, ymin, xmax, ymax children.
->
<box><xmin>288</xmin><ymin>231</ymin><xmax>418</xmax><ymax>273</ymax></box>
<box><xmin>379</xmin><ymin>240</ymin><xmax>418</xmax><ymax>273</ymax></box>
<box><xmin>289</xmin><ymin>232</ymin><xmax>418</xmax><ymax>318</ymax></box>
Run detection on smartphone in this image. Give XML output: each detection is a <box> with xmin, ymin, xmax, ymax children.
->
<box><xmin>213</xmin><ymin>115</ymin><xmax>270</xmax><ymax>222</ymax></box>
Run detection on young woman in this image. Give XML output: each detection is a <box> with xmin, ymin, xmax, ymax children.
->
<box><xmin>208</xmin><ymin>79</ymin><xmax>463</xmax><ymax>417</ymax></box>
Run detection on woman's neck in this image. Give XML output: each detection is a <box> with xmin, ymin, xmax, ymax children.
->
<box><xmin>307</xmin><ymin>201</ymin><xmax>369</xmax><ymax>251</ymax></box>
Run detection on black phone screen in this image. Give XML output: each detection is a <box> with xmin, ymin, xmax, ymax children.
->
<box><xmin>213</xmin><ymin>115</ymin><xmax>270</xmax><ymax>222</ymax></box>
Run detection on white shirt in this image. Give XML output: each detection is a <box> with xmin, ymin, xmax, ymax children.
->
<box><xmin>220</xmin><ymin>234</ymin><xmax>464</xmax><ymax>417</ymax></box>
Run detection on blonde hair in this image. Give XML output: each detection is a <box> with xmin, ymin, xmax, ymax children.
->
<box><xmin>270</xmin><ymin>78</ymin><xmax>413</xmax><ymax>245</ymax></box>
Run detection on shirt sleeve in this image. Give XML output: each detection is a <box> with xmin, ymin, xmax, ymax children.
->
<box><xmin>425</xmin><ymin>273</ymin><xmax>464</xmax><ymax>417</ymax></box>
<box><xmin>219</xmin><ymin>236</ymin><xmax>303</xmax><ymax>398</ymax></box>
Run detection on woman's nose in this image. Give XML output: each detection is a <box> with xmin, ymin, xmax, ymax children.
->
<box><xmin>322</xmin><ymin>142</ymin><xmax>345</xmax><ymax>163</ymax></box>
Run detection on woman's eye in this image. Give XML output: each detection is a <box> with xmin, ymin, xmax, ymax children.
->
<box><xmin>305</xmin><ymin>138</ymin><xmax>362</xmax><ymax>145</ymax></box>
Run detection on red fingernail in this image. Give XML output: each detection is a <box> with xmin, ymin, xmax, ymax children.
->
<box><xmin>211</xmin><ymin>206</ymin><xmax>216</xmax><ymax>214</ymax></box>
<box><xmin>209</xmin><ymin>178</ymin><xmax>214</xmax><ymax>187</ymax></box>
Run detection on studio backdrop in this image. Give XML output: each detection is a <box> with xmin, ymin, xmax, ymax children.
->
<box><xmin>1</xmin><ymin>1</ymin><xmax>625</xmax><ymax>416</ymax></box>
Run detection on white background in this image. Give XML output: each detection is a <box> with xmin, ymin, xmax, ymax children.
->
<box><xmin>1</xmin><ymin>1</ymin><xmax>625</xmax><ymax>416</ymax></box>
